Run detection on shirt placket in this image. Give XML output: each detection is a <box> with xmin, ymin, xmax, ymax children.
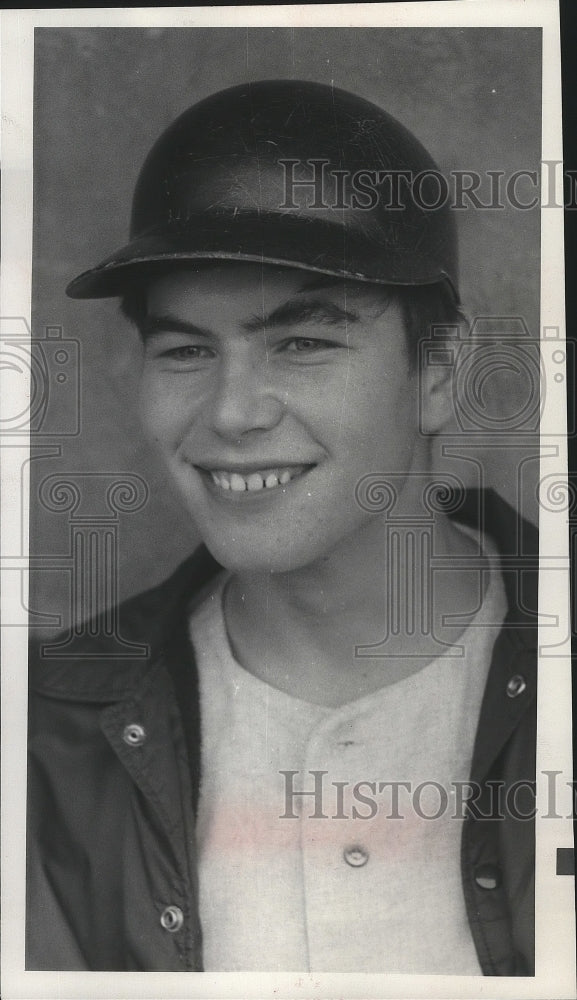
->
<box><xmin>299</xmin><ymin>710</ymin><xmax>375</xmax><ymax>971</ymax></box>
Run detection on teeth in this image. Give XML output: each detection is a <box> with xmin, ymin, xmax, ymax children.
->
<box><xmin>211</xmin><ymin>472</ymin><xmax>231</xmax><ymax>489</ymax></box>
<box><xmin>207</xmin><ymin>465</ymin><xmax>309</xmax><ymax>493</ymax></box>
<box><xmin>247</xmin><ymin>473</ymin><xmax>264</xmax><ymax>491</ymax></box>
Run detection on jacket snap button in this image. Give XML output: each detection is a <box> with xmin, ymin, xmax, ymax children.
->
<box><xmin>474</xmin><ymin>864</ymin><xmax>502</xmax><ymax>890</ymax></box>
<box><xmin>160</xmin><ymin>905</ymin><xmax>184</xmax><ymax>932</ymax></box>
<box><xmin>122</xmin><ymin>723</ymin><xmax>146</xmax><ymax>746</ymax></box>
<box><xmin>506</xmin><ymin>674</ymin><xmax>527</xmax><ymax>699</ymax></box>
<box><xmin>343</xmin><ymin>845</ymin><xmax>369</xmax><ymax>867</ymax></box>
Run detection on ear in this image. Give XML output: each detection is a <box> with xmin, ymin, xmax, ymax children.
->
<box><xmin>418</xmin><ymin>349</ymin><xmax>454</xmax><ymax>435</ymax></box>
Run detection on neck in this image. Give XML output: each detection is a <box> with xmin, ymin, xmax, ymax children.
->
<box><xmin>221</xmin><ymin>511</ymin><xmax>482</xmax><ymax>707</ymax></box>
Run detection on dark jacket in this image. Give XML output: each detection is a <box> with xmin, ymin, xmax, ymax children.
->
<box><xmin>27</xmin><ymin>489</ymin><xmax>537</xmax><ymax>973</ymax></box>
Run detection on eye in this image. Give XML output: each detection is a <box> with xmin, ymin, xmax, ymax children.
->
<box><xmin>283</xmin><ymin>337</ymin><xmax>338</xmax><ymax>353</ymax></box>
<box><xmin>161</xmin><ymin>344</ymin><xmax>215</xmax><ymax>361</ymax></box>
<box><xmin>144</xmin><ymin>341</ymin><xmax>216</xmax><ymax>367</ymax></box>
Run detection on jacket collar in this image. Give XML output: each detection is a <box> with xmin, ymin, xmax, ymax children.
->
<box><xmin>28</xmin><ymin>545</ymin><xmax>221</xmax><ymax>701</ymax></box>
<box><xmin>451</xmin><ymin>488</ymin><xmax>537</xmax><ymax>642</ymax></box>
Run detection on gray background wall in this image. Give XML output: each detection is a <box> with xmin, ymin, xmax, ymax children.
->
<box><xmin>30</xmin><ymin>27</ymin><xmax>542</xmax><ymax>633</ymax></box>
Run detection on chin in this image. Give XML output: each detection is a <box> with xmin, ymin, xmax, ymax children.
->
<box><xmin>199</xmin><ymin>532</ymin><xmax>325</xmax><ymax>576</ymax></box>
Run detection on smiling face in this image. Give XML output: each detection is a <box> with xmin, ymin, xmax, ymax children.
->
<box><xmin>137</xmin><ymin>263</ymin><xmax>445</xmax><ymax>573</ymax></box>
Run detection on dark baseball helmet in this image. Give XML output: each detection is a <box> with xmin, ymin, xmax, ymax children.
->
<box><xmin>66</xmin><ymin>79</ymin><xmax>459</xmax><ymax>301</ymax></box>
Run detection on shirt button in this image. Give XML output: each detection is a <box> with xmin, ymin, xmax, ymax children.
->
<box><xmin>474</xmin><ymin>864</ymin><xmax>502</xmax><ymax>890</ymax></box>
<box><xmin>506</xmin><ymin>674</ymin><xmax>527</xmax><ymax>698</ymax></box>
<box><xmin>160</xmin><ymin>905</ymin><xmax>184</xmax><ymax>932</ymax></box>
<box><xmin>343</xmin><ymin>845</ymin><xmax>369</xmax><ymax>868</ymax></box>
<box><xmin>122</xmin><ymin>723</ymin><xmax>146</xmax><ymax>746</ymax></box>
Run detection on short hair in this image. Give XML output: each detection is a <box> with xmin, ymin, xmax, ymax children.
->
<box><xmin>120</xmin><ymin>266</ymin><xmax>465</xmax><ymax>369</ymax></box>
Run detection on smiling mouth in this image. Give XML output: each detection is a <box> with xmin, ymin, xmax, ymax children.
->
<box><xmin>198</xmin><ymin>465</ymin><xmax>314</xmax><ymax>493</ymax></box>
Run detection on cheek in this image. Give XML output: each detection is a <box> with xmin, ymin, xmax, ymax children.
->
<box><xmin>343</xmin><ymin>367</ymin><xmax>413</xmax><ymax>428</ymax></box>
<box><xmin>137</xmin><ymin>376</ymin><xmax>196</xmax><ymax>447</ymax></box>
<box><xmin>344</xmin><ymin>373</ymin><xmax>419</xmax><ymax>464</ymax></box>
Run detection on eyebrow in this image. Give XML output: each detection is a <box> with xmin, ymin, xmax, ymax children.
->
<box><xmin>243</xmin><ymin>297</ymin><xmax>359</xmax><ymax>333</ymax></box>
<box><xmin>140</xmin><ymin>315</ymin><xmax>211</xmax><ymax>341</ymax></box>
<box><xmin>141</xmin><ymin>296</ymin><xmax>360</xmax><ymax>341</ymax></box>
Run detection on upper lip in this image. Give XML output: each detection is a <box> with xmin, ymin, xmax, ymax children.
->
<box><xmin>193</xmin><ymin>461</ymin><xmax>316</xmax><ymax>473</ymax></box>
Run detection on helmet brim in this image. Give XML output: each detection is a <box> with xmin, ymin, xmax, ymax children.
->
<box><xmin>66</xmin><ymin>212</ymin><xmax>459</xmax><ymax>302</ymax></box>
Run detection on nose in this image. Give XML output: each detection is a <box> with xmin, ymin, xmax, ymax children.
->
<box><xmin>207</xmin><ymin>355</ymin><xmax>285</xmax><ymax>441</ymax></box>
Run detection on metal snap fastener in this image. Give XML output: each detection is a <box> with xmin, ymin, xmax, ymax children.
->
<box><xmin>474</xmin><ymin>864</ymin><xmax>502</xmax><ymax>890</ymax></box>
<box><xmin>122</xmin><ymin>723</ymin><xmax>146</xmax><ymax>746</ymax></box>
<box><xmin>160</xmin><ymin>905</ymin><xmax>184</xmax><ymax>932</ymax></box>
<box><xmin>506</xmin><ymin>674</ymin><xmax>527</xmax><ymax>699</ymax></box>
<box><xmin>343</xmin><ymin>845</ymin><xmax>369</xmax><ymax>868</ymax></box>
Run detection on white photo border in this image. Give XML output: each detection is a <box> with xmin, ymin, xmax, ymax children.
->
<box><xmin>1</xmin><ymin>2</ymin><xmax>574</xmax><ymax>998</ymax></box>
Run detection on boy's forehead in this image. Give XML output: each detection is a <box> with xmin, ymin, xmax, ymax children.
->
<box><xmin>145</xmin><ymin>261</ymin><xmax>393</xmax><ymax>318</ymax></box>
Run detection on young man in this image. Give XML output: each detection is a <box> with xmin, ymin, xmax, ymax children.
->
<box><xmin>27</xmin><ymin>80</ymin><xmax>537</xmax><ymax>974</ymax></box>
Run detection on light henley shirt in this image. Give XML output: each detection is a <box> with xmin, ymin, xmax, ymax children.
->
<box><xmin>189</xmin><ymin>530</ymin><xmax>507</xmax><ymax>972</ymax></box>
